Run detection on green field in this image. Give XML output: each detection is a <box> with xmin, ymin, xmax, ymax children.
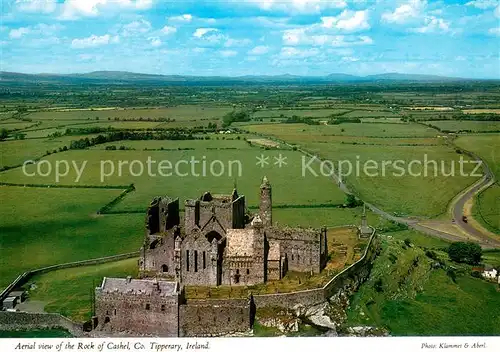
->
<box><xmin>0</xmin><ymin>186</ymin><xmax>143</xmax><ymax>290</ymax></box>
<box><xmin>28</xmin><ymin>106</ymin><xmax>232</xmax><ymax>121</ymax></box>
<box><xmin>455</xmin><ymin>134</ymin><xmax>500</xmax><ymax>233</ymax></box>
<box><xmin>243</xmin><ymin>123</ymin><xmax>480</xmax><ymax>217</ymax></box>
<box><xmin>474</xmin><ymin>185</ymin><xmax>500</xmax><ymax>234</ymax></box>
<box><xmin>0</xmin><ymin>329</ymin><xmax>72</xmax><ymax>338</ymax></box>
<box><xmin>244</xmin><ymin>123</ymin><xmax>438</xmax><ymax>139</ymax></box>
<box><xmin>425</xmin><ymin>120</ymin><xmax>500</xmax><ymax>132</ymax></box>
<box><xmin>0</xmin><ymin>148</ymin><xmax>346</xmax><ymax>211</ymax></box>
<box><xmin>253</xmin><ymin>109</ymin><xmax>350</xmax><ymax>118</ymax></box>
<box><xmin>273</xmin><ymin>207</ymin><xmax>387</xmax><ymax>229</ymax></box>
<box><xmin>0</xmin><ymin>135</ymin><xmax>100</xmax><ymax>169</ymax></box>
<box><xmin>26</xmin><ymin>258</ymin><xmax>138</xmax><ymax>322</ymax></box>
<box><xmin>344</xmin><ymin>236</ymin><xmax>500</xmax><ymax>336</ymax></box>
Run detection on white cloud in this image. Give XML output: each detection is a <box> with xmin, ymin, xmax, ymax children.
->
<box><xmin>15</xmin><ymin>0</ymin><xmax>57</xmax><ymax>13</ymax></box>
<box><xmin>254</xmin><ymin>0</ymin><xmax>346</xmax><ymax>14</ymax></box>
<box><xmin>411</xmin><ymin>16</ymin><xmax>450</xmax><ymax>33</ymax></box>
<box><xmin>283</xmin><ymin>27</ymin><xmax>373</xmax><ymax>47</ymax></box>
<box><xmin>321</xmin><ymin>10</ymin><xmax>370</xmax><ymax>31</ymax></box>
<box><xmin>121</xmin><ymin>19</ymin><xmax>151</xmax><ymax>36</ymax></box>
<box><xmin>149</xmin><ymin>37</ymin><xmax>162</xmax><ymax>47</ymax></box>
<box><xmin>465</xmin><ymin>0</ymin><xmax>498</xmax><ymax>10</ymax></box>
<box><xmin>224</xmin><ymin>38</ymin><xmax>252</xmax><ymax>47</ymax></box>
<box><xmin>9</xmin><ymin>23</ymin><xmax>63</xmax><ymax>39</ymax></box>
<box><xmin>495</xmin><ymin>5</ymin><xmax>500</xmax><ymax>17</ymax></box>
<box><xmin>488</xmin><ymin>27</ymin><xmax>500</xmax><ymax>36</ymax></box>
<box><xmin>193</xmin><ymin>28</ymin><xmax>218</xmax><ymax>38</ymax></box>
<box><xmin>279</xmin><ymin>47</ymin><xmax>319</xmax><ymax>58</ymax></box>
<box><xmin>9</xmin><ymin>27</ymin><xmax>31</xmax><ymax>39</ymax></box>
<box><xmin>160</xmin><ymin>26</ymin><xmax>177</xmax><ymax>35</ymax></box>
<box><xmin>248</xmin><ymin>45</ymin><xmax>269</xmax><ymax>55</ymax></box>
<box><xmin>71</xmin><ymin>34</ymin><xmax>119</xmax><ymax>49</ymax></box>
<box><xmin>168</xmin><ymin>14</ymin><xmax>193</xmax><ymax>22</ymax></box>
<box><xmin>382</xmin><ymin>0</ymin><xmax>426</xmax><ymax>24</ymax></box>
<box><xmin>220</xmin><ymin>50</ymin><xmax>238</xmax><ymax>57</ymax></box>
<box><xmin>59</xmin><ymin>0</ymin><xmax>153</xmax><ymax>20</ymax></box>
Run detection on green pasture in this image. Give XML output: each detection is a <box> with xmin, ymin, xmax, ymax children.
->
<box><xmin>252</xmin><ymin>109</ymin><xmax>350</xmax><ymax>118</ymax></box>
<box><xmin>0</xmin><ymin>329</ymin><xmax>72</xmax><ymax>338</ymax></box>
<box><xmin>273</xmin><ymin>207</ymin><xmax>386</xmax><ymax>229</ymax></box>
<box><xmin>0</xmin><ymin>135</ymin><xmax>99</xmax><ymax>169</ymax></box>
<box><xmin>0</xmin><ymin>122</ymin><xmax>35</xmax><ymax>131</ymax></box>
<box><xmin>360</xmin><ymin>118</ymin><xmax>406</xmax><ymax>124</ymax></box>
<box><xmin>343</xmin><ymin>110</ymin><xmax>400</xmax><ymax>118</ymax></box>
<box><xmin>302</xmin><ymin>142</ymin><xmax>480</xmax><ymax>217</ymax></box>
<box><xmin>425</xmin><ymin>120</ymin><xmax>500</xmax><ymax>132</ymax></box>
<box><xmin>90</xmin><ymin>136</ymin><xmax>254</xmax><ymax>150</ymax></box>
<box><xmin>0</xmin><ymin>148</ymin><xmax>346</xmax><ymax>211</ymax></box>
<box><xmin>455</xmin><ymin>134</ymin><xmax>500</xmax><ymax>179</ymax></box>
<box><xmin>0</xmin><ymin>186</ymin><xmax>143</xmax><ymax>290</ymax></box>
<box><xmin>28</xmin><ymin>106</ymin><xmax>232</xmax><ymax>121</ymax></box>
<box><xmin>26</xmin><ymin>258</ymin><xmax>138</xmax><ymax>322</ymax></box>
<box><xmin>455</xmin><ymin>134</ymin><xmax>500</xmax><ymax>233</ymax></box>
<box><xmin>243</xmin><ymin>122</ymin><xmax>438</xmax><ymax>139</ymax></box>
<box><xmin>474</xmin><ymin>185</ymin><xmax>500</xmax><ymax>234</ymax></box>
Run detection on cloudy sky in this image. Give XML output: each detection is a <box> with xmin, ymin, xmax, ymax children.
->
<box><xmin>1</xmin><ymin>0</ymin><xmax>499</xmax><ymax>78</ymax></box>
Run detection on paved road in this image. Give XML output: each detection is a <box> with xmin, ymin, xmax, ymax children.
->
<box><xmin>266</xmin><ymin>134</ymin><xmax>500</xmax><ymax>249</ymax></box>
<box><xmin>450</xmin><ymin>149</ymin><xmax>500</xmax><ymax>247</ymax></box>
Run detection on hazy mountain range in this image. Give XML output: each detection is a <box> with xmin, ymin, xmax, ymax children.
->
<box><xmin>0</xmin><ymin>71</ymin><xmax>484</xmax><ymax>86</ymax></box>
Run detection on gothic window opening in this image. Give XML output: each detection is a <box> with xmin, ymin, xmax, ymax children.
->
<box><xmin>162</xmin><ymin>264</ymin><xmax>168</xmax><ymax>272</ymax></box>
<box><xmin>145</xmin><ymin>303</ymin><xmax>150</xmax><ymax>310</ymax></box>
<box><xmin>203</xmin><ymin>251</ymin><xmax>206</xmax><ymax>269</ymax></box>
<box><xmin>161</xmin><ymin>305</ymin><xmax>165</xmax><ymax>311</ymax></box>
<box><xmin>246</xmin><ymin>269</ymin><xmax>250</xmax><ymax>275</ymax></box>
<box><xmin>186</xmin><ymin>250</ymin><xmax>190</xmax><ymax>271</ymax></box>
<box><xmin>194</xmin><ymin>250</ymin><xmax>198</xmax><ymax>272</ymax></box>
<box><xmin>113</xmin><ymin>309</ymin><xmax>116</xmax><ymax>316</ymax></box>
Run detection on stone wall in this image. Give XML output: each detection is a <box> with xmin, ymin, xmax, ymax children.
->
<box><xmin>0</xmin><ymin>312</ymin><xmax>83</xmax><ymax>337</ymax></box>
<box><xmin>253</xmin><ymin>288</ymin><xmax>325</xmax><ymax>309</ymax></box>
<box><xmin>179</xmin><ymin>298</ymin><xmax>253</xmax><ymax>337</ymax></box>
<box><xmin>95</xmin><ymin>291</ymin><xmax>180</xmax><ymax>337</ymax></box>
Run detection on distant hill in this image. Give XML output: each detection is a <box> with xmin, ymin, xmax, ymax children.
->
<box><xmin>0</xmin><ymin>70</ymin><xmax>476</xmax><ymax>86</ymax></box>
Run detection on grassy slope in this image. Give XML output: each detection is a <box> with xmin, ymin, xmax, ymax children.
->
<box><xmin>343</xmin><ymin>233</ymin><xmax>500</xmax><ymax>336</ymax></box>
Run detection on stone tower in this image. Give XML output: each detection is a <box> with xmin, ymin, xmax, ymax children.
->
<box><xmin>259</xmin><ymin>176</ymin><xmax>272</xmax><ymax>227</ymax></box>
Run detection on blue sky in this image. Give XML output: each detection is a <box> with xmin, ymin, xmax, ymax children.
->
<box><xmin>1</xmin><ymin>0</ymin><xmax>499</xmax><ymax>78</ymax></box>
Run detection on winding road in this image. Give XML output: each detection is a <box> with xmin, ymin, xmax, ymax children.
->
<box><xmin>256</xmin><ymin>132</ymin><xmax>500</xmax><ymax>249</ymax></box>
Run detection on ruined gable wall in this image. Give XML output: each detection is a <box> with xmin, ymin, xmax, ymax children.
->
<box><xmin>95</xmin><ymin>291</ymin><xmax>179</xmax><ymax>337</ymax></box>
<box><xmin>179</xmin><ymin>235</ymin><xmax>217</xmax><ymax>286</ymax></box>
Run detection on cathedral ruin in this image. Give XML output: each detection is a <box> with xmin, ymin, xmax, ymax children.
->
<box><xmin>94</xmin><ymin>177</ymin><xmax>329</xmax><ymax>336</ymax></box>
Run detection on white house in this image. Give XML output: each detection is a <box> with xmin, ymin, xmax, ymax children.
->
<box><xmin>482</xmin><ymin>266</ymin><xmax>498</xmax><ymax>281</ymax></box>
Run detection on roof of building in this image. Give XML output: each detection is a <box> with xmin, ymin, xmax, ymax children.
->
<box><xmin>226</xmin><ymin>228</ymin><xmax>255</xmax><ymax>257</ymax></box>
<box><xmin>3</xmin><ymin>297</ymin><xmax>17</xmax><ymax>303</ymax></box>
<box><xmin>99</xmin><ymin>277</ymin><xmax>178</xmax><ymax>296</ymax></box>
<box><xmin>8</xmin><ymin>291</ymin><xmax>25</xmax><ymax>297</ymax></box>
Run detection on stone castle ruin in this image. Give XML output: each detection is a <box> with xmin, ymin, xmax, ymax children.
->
<box><xmin>94</xmin><ymin>177</ymin><xmax>331</xmax><ymax>337</ymax></box>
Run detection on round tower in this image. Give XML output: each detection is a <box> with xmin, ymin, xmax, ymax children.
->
<box><xmin>259</xmin><ymin>176</ymin><xmax>272</xmax><ymax>227</ymax></box>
